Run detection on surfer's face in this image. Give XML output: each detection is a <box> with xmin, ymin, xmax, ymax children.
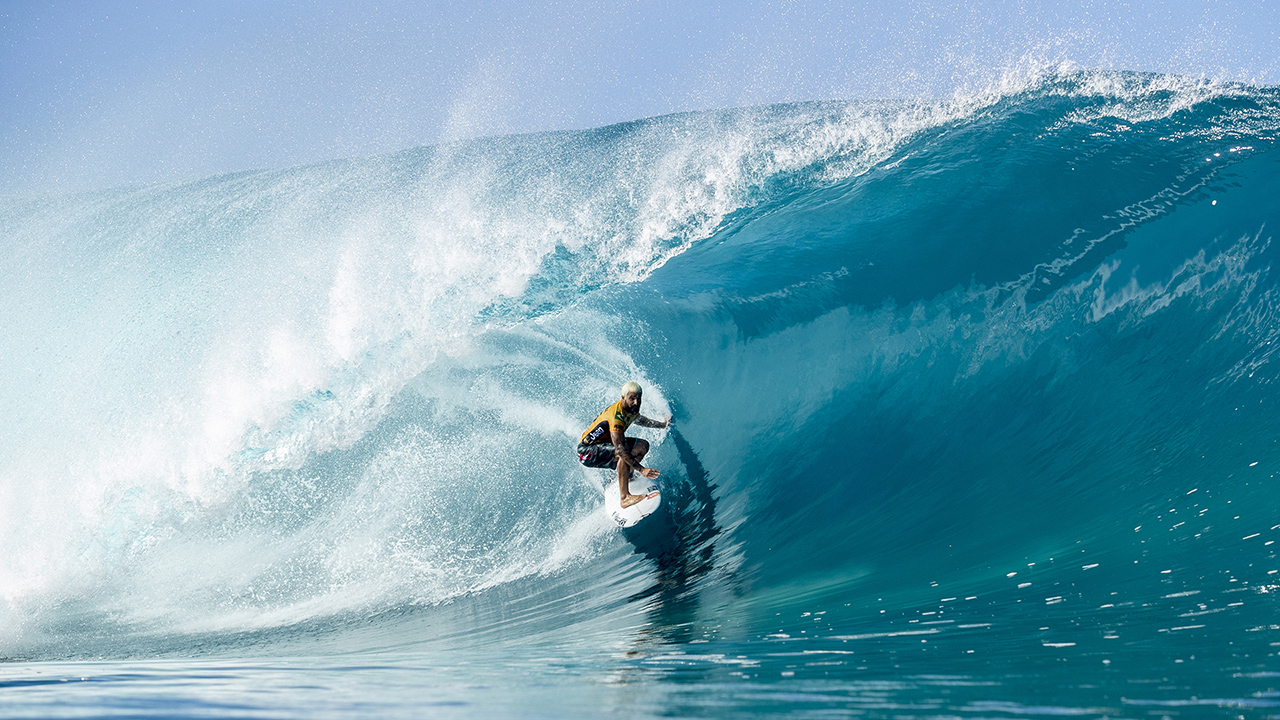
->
<box><xmin>622</xmin><ymin>391</ymin><xmax>642</xmax><ymax>413</ymax></box>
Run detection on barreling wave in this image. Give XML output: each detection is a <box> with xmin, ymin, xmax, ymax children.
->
<box><xmin>2</xmin><ymin>67</ymin><xmax>1279</xmax><ymax>667</ymax></box>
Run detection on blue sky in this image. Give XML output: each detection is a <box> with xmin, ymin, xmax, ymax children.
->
<box><xmin>2</xmin><ymin>0</ymin><xmax>1277</xmax><ymax>195</ymax></box>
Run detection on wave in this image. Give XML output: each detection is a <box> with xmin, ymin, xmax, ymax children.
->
<box><xmin>1</xmin><ymin>67</ymin><xmax>1278</xmax><ymax>663</ymax></box>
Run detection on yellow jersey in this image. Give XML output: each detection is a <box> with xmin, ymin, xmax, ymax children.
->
<box><xmin>579</xmin><ymin>399</ymin><xmax>638</xmax><ymax>445</ymax></box>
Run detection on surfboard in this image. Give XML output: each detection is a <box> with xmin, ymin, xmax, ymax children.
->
<box><xmin>604</xmin><ymin>475</ymin><xmax>661</xmax><ymax>528</ymax></box>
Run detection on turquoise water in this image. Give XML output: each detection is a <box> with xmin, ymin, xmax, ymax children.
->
<box><xmin>3</xmin><ymin>69</ymin><xmax>1280</xmax><ymax>717</ymax></box>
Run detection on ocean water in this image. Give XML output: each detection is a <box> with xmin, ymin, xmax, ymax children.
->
<box><xmin>3</xmin><ymin>68</ymin><xmax>1280</xmax><ymax>718</ymax></box>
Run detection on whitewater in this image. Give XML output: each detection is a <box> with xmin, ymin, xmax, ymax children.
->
<box><xmin>3</xmin><ymin>67</ymin><xmax>1280</xmax><ymax>717</ymax></box>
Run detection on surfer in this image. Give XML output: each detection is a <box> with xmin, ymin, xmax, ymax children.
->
<box><xmin>578</xmin><ymin>381</ymin><xmax>670</xmax><ymax>508</ymax></box>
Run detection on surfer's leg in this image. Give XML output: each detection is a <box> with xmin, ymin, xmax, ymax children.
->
<box><xmin>618</xmin><ymin>438</ymin><xmax>650</xmax><ymax>508</ymax></box>
<box><xmin>578</xmin><ymin>443</ymin><xmax>613</xmax><ymax>468</ymax></box>
<box><xmin>617</xmin><ymin>453</ymin><xmax>634</xmax><ymax>505</ymax></box>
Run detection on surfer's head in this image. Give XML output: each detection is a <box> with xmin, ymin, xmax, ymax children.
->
<box><xmin>621</xmin><ymin>381</ymin><xmax>642</xmax><ymax>412</ymax></box>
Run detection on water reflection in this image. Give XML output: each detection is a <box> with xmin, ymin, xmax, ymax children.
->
<box><xmin>623</xmin><ymin>425</ymin><xmax>722</xmax><ymax>648</ymax></box>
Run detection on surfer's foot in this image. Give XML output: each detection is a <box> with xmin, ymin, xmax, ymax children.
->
<box><xmin>620</xmin><ymin>493</ymin><xmax>644</xmax><ymax>508</ymax></box>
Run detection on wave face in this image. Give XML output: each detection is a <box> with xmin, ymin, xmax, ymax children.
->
<box><xmin>4</xmin><ymin>69</ymin><xmax>1280</xmax><ymax>712</ymax></box>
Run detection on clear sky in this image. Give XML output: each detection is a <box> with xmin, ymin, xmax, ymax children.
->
<box><xmin>2</xmin><ymin>0</ymin><xmax>1277</xmax><ymax>195</ymax></box>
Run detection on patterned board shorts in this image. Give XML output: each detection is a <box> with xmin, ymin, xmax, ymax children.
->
<box><xmin>577</xmin><ymin>437</ymin><xmax>640</xmax><ymax>469</ymax></box>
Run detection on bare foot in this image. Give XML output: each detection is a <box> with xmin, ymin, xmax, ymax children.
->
<box><xmin>620</xmin><ymin>493</ymin><xmax>644</xmax><ymax>508</ymax></box>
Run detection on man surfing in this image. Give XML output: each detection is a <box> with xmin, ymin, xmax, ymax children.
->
<box><xmin>578</xmin><ymin>381</ymin><xmax>670</xmax><ymax>508</ymax></box>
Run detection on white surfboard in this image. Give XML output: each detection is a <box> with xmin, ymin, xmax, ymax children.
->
<box><xmin>604</xmin><ymin>475</ymin><xmax>661</xmax><ymax>528</ymax></box>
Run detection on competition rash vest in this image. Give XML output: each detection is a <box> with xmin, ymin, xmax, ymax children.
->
<box><xmin>580</xmin><ymin>399</ymin><xmax>638</xmax><ymax>446</ymax></box>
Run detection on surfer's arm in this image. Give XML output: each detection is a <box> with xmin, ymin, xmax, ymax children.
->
<box><xmin>634</xmin><ymin>415</ymin><xmax>669</xmax><ymax>429</ymax></box>
<box><xmin>613</xmin><ymin>428</ymin><xmax>659</xmax><ymax>480</ymax></box>
<box><xmin>611</xmin><ymin>428</ymin><xmax>640</xmax><ymax>468</ymax></box>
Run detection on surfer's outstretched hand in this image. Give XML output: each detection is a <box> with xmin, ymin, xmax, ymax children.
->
<box><xmin>640</xmin><ymin>467</ymin><xmax>660</xmax><ymax>479</ymax></box>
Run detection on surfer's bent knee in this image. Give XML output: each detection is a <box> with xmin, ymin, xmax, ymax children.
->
<box><xmin>577</xmin><ymin>437</ymin><xmax>643</xmax><ymax>469</ymax></box>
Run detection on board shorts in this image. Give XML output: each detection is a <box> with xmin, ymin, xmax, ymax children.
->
<box><xmin>577</xmin><ymin>437</ymin><xmax>640</xmax><ymax>470</ymax></box>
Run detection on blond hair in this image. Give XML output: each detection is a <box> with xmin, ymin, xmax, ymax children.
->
<box><xmin>621</xmin><ymin>381</ymin><xmax>642</xmax><ymax>396</ymax></box>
